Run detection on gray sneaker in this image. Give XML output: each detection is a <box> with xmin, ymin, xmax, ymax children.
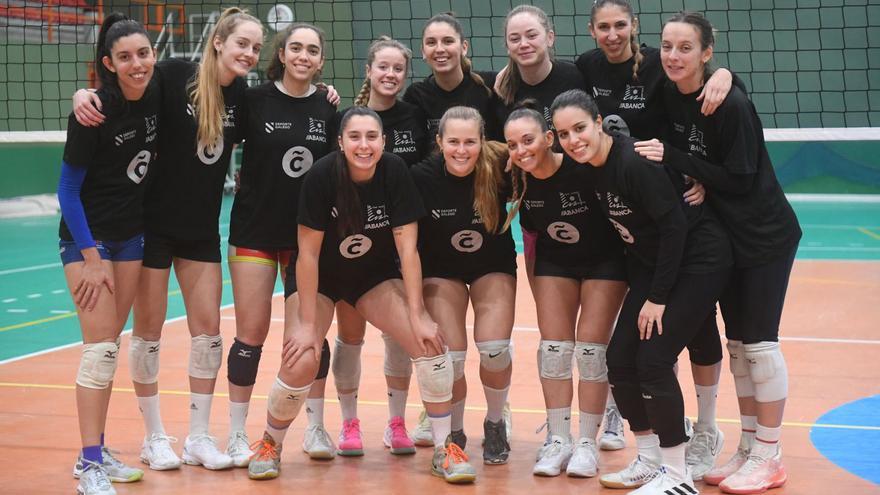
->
<box><xmin>73</xmin><ymin>447</ymin><xmax>144</xmax><ymax>483</ymax></box>
<box><xmin>248</xmin><ymin>433</ymin><xmax>282</xmax><ymax>480</ymax></box>
<box><xmin>449</xmin><ymin>429</ymin><xmax>467</xmax><ymax>450</ymax></box>
<box><xmin>431</xmin><ymin>437</ymin><xmax>476</xmax><ymax>484</ymax></box>
<box><xmin>226</xmin><ymin>430</ymin><xmax>253</xmax><ymax>468</ymax></box>
<box><xmin>687</xmin><ymin>423</ymin><xmax>725</xmax><ymax>481</ymax></box>
<box><xmin>482</xmin><ymin>419</ymin><xmax>510</xmax><ymax>465</ymax></box>
<box><xmin>599</xmin><ymin>405</ymin><xmax>626</xmax><ymax>451</ymax></box>
<box><xmin>76</xmin><ymin>461</ymin><xmax>116</xmax><ymax>495</ymax></box>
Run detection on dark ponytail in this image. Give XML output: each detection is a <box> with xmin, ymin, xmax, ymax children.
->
<box><xmin>95</xmin><ymin>12</ymin><xmax>149</xmax><ymax>110</ymax></box>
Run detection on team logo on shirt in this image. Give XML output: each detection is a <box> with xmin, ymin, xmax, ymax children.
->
<box><xmin>339</xmin><ymin>234</ymin><xmax>372</xmax><ymax>259</ymax></box>
<box><xmin>543</xmin><ymin>107</ymin><xmax>554</xmax><ymax>129</ymax></box>
<box><xmin>197</xmin><ymin>135</ymin><xmax>224</xmax><ymax>165</ymax></box>
<box><xmin>593</xmin><ymin>86</ymin><xmax>612</xmax><ymax>98</ymax></box>
<box><xmin>688</xmin><ymin>125</ymin><xmax>707</xmax><ymax>157</ymax></box>
<box><xmin>620</xmin><ymin>85</ymin><xmax>646</xmax><ymax>110</ymax></box>
<box><xmin>126</xmin><ymin>150</ymin><xmax>151</xmax><ymax>184</ymax></box>
<box><xmin>547</xmin><ymin>221</ymin><xmax>580</xmax><ymax>244</ymax></box>
<box><xmin>560</xmin><ymin>191</ymin><xmax>588</xmax><ymax>216</ymax></box>
<box><xmin>393</xmin><ymin>130</ymin><xmax>417</xmax><ymax>154</ymax></box>
<box><xmin>281</xmin><ymin>146</ymin><xmax>314</xmax><ymax>178</ymax></box>
<box><xmin>523</xmin><ymin>200</ymin><xmax>544</xmax><ymax>210</ymax></box>
<box><xmin>144</xmin><ymin>115</ymin><xmax>158</xmax><ymax>143</ymax></box>
<box><xmin>264</xmin><ymin>121</ymin><xmax>292</xmax><ymax>133</ymax></box>
<box><xmin>451</xmin><ymin>230</ymin><xmax>483</xmax><ymax>253</ymax></box>
<box><xmin>186</xmin><ymin>103</ymin><xmax>195</xmax><ymax>116</ymax></box>
<box><xmin>365</xmin><ymin>204</ymin><xmax>390</xmax><ymax>229</ymax></box>
<box><xmin>306</xmin><ymin>118</ymin><xmax>327</xmax><ymax>142</ymax></box>
<box><xmin>608</xmin><ymin>218</ymin><xmax>635</xmax><ymax>244</ymax></box>
<box><xmin>673</xmin><ymin>122</ymin><xmax>686</xmax><ymax>134</ymax></box>
<box><xmin>223</xmin><ymin>105</ymin><xmax>236</xmax><ymax>128</ymax></box>
<box><xmin>431</xmin><ymin>208</ymin><xmax>456</xmax><ymax>220</ymax></box>
<box><xmin>603</xmin><ymin>192</ymin><xmax>633</xmax><ymax>217</ymax></box>
<box><xmin>114</xmin><ymin>129</ymin><xmax>137</xmax><ymax>147</ymax></box>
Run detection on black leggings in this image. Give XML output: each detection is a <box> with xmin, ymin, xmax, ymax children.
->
<box><xmin>607</xmin><ymin>262</ymin><xmax>730</xmax><ymax>447</ymax></box>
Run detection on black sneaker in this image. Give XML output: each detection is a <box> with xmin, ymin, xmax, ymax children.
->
<box><xmin>449</xmin><ymin>429</ymin><xmax>467</xmax><ymax>450</ymax></box>
<box><xmin>482</xmin><ymin>419</ymin><xmax>511</xmax><ymax>465</ymax></box>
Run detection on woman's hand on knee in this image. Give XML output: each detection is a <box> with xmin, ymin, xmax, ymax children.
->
<box><xmin>281</xmin><ymin>325</ymin><xmax>320</xmax><ymax>369</ymax></box>
<box><xmin>638</xmin><ymin>301</ymin><xmax>665</xmax><ymax>340</ymax></box>
<box><xmin>75</xmin><ymin>257</ymin><xmax>114</xmax><ymax>311</ymax></box>
<box><xmin>411</xmin><ymin>312</ymin><xmax>445</xmax><ymax>357</ymax></box>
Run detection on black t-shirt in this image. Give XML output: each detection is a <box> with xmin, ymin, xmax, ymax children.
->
<box><xmin>410</xmin><ymin>154</ymin><xmax>516</xmax><ymax>276</ymax></box>
<box><xmin>518</xmin><ymin>155</ymin><xmax>623</xmax><ymax>266</ymax></box>
<box><xmin>662</xmin><ymin>85</ymin><xmax>802</xmax><ymax>267</ymax></box>
<box><xmin>339</xmin><ymin>101</ymin><xmax>429</xmax><ymax>166</ymax></box>
<box><xmin>297</xmin><ymin>152</ymin><xmax>425</xmax><ymax>282</ymax></box>
<box><xmin>403</xmin><ymin>70</ymin><xmax>504</xmax><ymax>142</ymax></box>
<box><xmin>595</xmin><ymin>135</ymin><xmax>732</xmax><ymax>301</ymax></box>
<box><xmin>502</xmin><ymin>60</ymin><xmax>586</xmax><ymax>130</ymax></box>
<box><xmin>575</xmin><ymin>46</ymin><xmax>667</xmax><ymax>140</ymax></box>
<box><xmin>229</xmin><ymin>82</ymin><xmax>338</xmax><ymax>249</ymax></box>
<box><xmin>144</xmin><ymin>58</ymin><xmax>246</xmax><ymax>240</ymax></box>
<box><xmin>61</xmin><ymin>83</ymin><xmax>160</xmax><ymax>242</ymax></box>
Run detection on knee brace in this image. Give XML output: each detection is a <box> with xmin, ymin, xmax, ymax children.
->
<box><xmin>449</xmin><ymin>350</ymin><xmax>467</xmax><ymax>381</ymax></box>
<box><xmin>129</xmin><ymin>336</ymin><xmax>160</xmax><ymax>384</ymax></box>
<box><xmin>316</xmin><ymin>338</ymin><xmax>331</xmax><ymax>380</ymax></box>
<box><xmin>189</xmin><ymin>334</ymin><xmax>223</xmax><ymax>379</ymax></box>
<box><xmin>476</xmin><ymin>339</ymin><xmax>512</xmax><ymax>373</ymax></box>
<box><xmin>332</xmin><ymin>337</ymin><xmax>363</xmax><ymax>390</ymax></box>
<box><xmin>575</xmin><ymin>341</ymin><xmax>607</xmax><ymax>382</ymax></box>
<box><xmin>536</xmin><ymin>340</ymin><xmax>574</xmax><ymax>380</ymax></box>
<box><xmin>227</xmin><ymin>338</ymin><xmax>263</xmax><ymax>387</ymax></box>
<box><xmin>382</xmin><ymin>333</ymin><xmax>412</xmax><ymax>378</ymax></box>
<box><xmin>77</xmin><ymin>341</ymin><xmax>119</xmax><ymax>389</ymax></box>
<box><xmin>267</xmin><ymin>377</ymin><xmax>310</xmax><ymax>421</ymax></box>
<box><xmin>726</xmin><ymin>340</ymin><xmax>755</xmax><ymax>398</ymax></box>
<box><xmin>413</xmin><ymin>353</ymin><xmax>453</xmax><ymax>403</ymax></box>
<box><xmin>745</xmin><ymin>341</ymin><xmax>788</xmax><ymax>402</ymax></box>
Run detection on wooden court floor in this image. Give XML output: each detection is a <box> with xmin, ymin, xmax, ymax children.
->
<box><xmin>0</xmin><ymin>257</ymin><xmax>878</xmax><ymax>494</ymax></box>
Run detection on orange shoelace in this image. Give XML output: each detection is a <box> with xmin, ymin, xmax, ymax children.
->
<box><xmin>249</xmin><ymin>439</ymin><xmax>279</xmax><ymax>461</ymax></box>
<box><xmin>443</xmin><ymin>442</ymin><xmax>469</xmax><ymax>469</ymax></box>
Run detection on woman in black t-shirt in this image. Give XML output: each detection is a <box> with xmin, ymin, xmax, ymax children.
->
<box><xmin>634</xmin><ymin>13</ymin><xmax>801</xmax><ymax>494</ymax></box>
<box><xmin>59</xmin><ymin>14</ymin><xmax>157</xmax><ymax>493</ymax></box>
<box><xmin>552</xmin><ymin>89</ymin><xmax>732</xmax><ymax>495</ymax></box>
<box><xmin>247</xmin><ymin>107</ymin><xmax>476</xmax><ymax>484</ymax></box>
<box><xmin>504</xmin><ymin>103</ymin><xmax>628</xmax><ymax>478</ymax></box>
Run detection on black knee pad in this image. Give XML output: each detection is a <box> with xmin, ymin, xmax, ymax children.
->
<box><xmin>688</xmin><ymin>311</ymin><xmax>723</xmax><ymax>366</ymax></box>
<box><xmin>227</xmin><ymin>338</ymin><xmax>263</xmax><ymax>387</ymax></box>
<box><xmin>314</xmin><ymin>338</ymin><xmax>331</xmax><ymax>380</ymax></box>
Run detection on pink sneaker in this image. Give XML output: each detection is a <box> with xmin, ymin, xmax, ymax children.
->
<box><xmin>704</xmin><ymin>447</ymin><xmax>750</xmax><ymax>485</ymax></box>
<box><xmin>720</xmin><ymin>445</ymin><xmax>787</xmax><ymax>494</ymax></box>
<box><xmin>383</xmin><ymin>416</ymin><xmax>416</xmax><ymax>455</ymax></box>
<box><xmin>337</xmin><ymin>418</ymin><xmax>364</xmax><ymax>456</ymax></box>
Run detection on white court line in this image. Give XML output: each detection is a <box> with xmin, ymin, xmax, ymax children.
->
<box><xmin>7</xmin><ymin>309</ymin><xmax>27</xmax><ymax>314</ymax></box>
<box><xmin>50</xmin><ymin>310</ymin><xmax>71</xmax><ymax>315</ymax></box>
<box><xmin>26</xmin><ymin>294</ymin><xmax>41</xmax><ymax>299</ymax></box>
<box><xmin>51</xmin><ymin>289</ymin><xmax>65</xmax><ymax>294</ymax></box>
<box><xmin>507</xmin><ymin>325</ymin><xmax>880</xmax><ymax>344</ymax></box>
<box><xmin>2</xmin><ymin>298</ymin><xmax>16</xmax><ymax>304</ymax></box>
<box><xmin>0</xmin><ymin>262</ymin><xmax>61</xmax><ymax>276</ymax></box>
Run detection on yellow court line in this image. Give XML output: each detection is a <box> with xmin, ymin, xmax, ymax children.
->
<box><xmin>1</xmin><ymin>381</ymin><xmax>877</xmax><ymax>432</ymax></box>
<box><xmin>857</xmin><ymin>227</ymin><xmax>880</xmax><ymax>241</ymax></box>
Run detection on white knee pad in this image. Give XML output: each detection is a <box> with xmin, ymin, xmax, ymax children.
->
<box><xmin>129</xmin><ymin>336</ymin><xmax>160</xmax><ymax>384</ymax></box>
<box><xmin>382</xmin><ymin>333</ymin><xmax>412</xmax><ymax>378</ymax></box>
<box><xmin>267</xmin><ymin>377</ymin><xmax>310</xmax><ymax>422</ymax></box>
<box><xmin>449</xmin><ymin>350</ymin><xmax>467</xmax><ymax>381</ymax></box>
<box><xmin>476</xmin><ymin>339</ymin><xmax>512</xmax><ymax>372</ymax></box>
<box><xmin>726</xmin><ymin>340</ymin><xmax>755</xmax><ymax>398</ymax></box>
<box><xmin>332</xmin><ymin>337</ymin><xmax>363</xmax><ymax>390</ymax></box>
<box><xmin>575</xmin><ymin>342</ymin><xmax>608</xmax><ymax>382</ymax></box>
<box><xmin>189</xmin><ymin>334</ymin><xmax>222</xmax><ymax>379</ymax></box>
<box><xmin>413</xmin><ymin>353</ymin><xmax>453</xmax><ymax>403</ymax></box>
<box><xmin>745</xmin><ymin>341</ymin><xmax>788</xmax><ymax>402</ymax></box>
<box><xmin>77</xmin><ymin>341</ymin><xmax>120</xmax><ymax>389</ymax></box>
<box><xmin>537</xmin><ymin>340</ymin><xmax>574</xmax><ymax>380</ymax></box>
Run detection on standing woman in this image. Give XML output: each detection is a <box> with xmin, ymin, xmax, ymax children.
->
<box><xmin>226</xmin><ymin>22</ymin><xmax>338</xmax><ymax>463</ymax></box>
<box><xmin>505</xmin><ymin>102</ymin><xmax>628</xmax><ymax>478</ymax></box>
<box><xmin>411</xmin><ymin>106</ymin><xmax>517</xmax><ymax>465</ymax></box>
<box><xmin>246</xmin><ymin>107</ymin><xmax>476</xmax><ymax>484</ymax></box>
<box><xmin>73</xmin><ymin>8</ymin><xmax>263</xmax><ymax>471</ymax></box>
<box><xmin>60</xmin><ymin>13</ymin><xmax>157</xmax><ymax>495</ymax></box>
<box><xmin>552</xmin><ymin>89</ymin><xmax>732</xmax><ymax>495</ymax></box>
<box><xmin>635</xmin><ymin>12</ymin><xmax>801</xmax><ymax>494</ymax></box>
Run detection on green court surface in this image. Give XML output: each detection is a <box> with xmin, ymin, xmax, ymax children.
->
<box><xmin>1</xmin><ymin>196</ymin><xmax>878</xmax><ymax>363</ymax></box>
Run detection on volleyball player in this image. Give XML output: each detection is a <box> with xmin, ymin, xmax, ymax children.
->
<box><xmin>60</xmin><ymin>13</ymin><xmax>158</xmax><ymax>494</ymax></box>
<box><xmin>247</xmin><ymin>107</ymin><xmax>476</xmax><ymax>484</ymax></box>
<box><xmin>634</xmin><ymin>12</ymin><xmax>801</xmax><ymax>494</ymax></box>
<box><xmin>505</xmin><ymin>102</ymin><xmax>628</xmax><ymax>477</ymax></box>
<box><xmin>411</xmin><ymin>106</ymin><xmax>516</xmax><ymax>464</ymax></box>
<box><xmin>553</xmin><ymin>89</ymin><xmax>733</xmax><ymax>494</ymax></box>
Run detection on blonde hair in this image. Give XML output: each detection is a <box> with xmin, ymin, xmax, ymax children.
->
<box><xmin>190</xmin><ymin>7</ymin><xmax>261</xmax><ymax>148</ymax></box>
<box><xmin>437</xmin><ymin>106</ymin><xmax>509</xmax><ymax>234</ymax></box>
<box><xmin>497</xmin><ymin>5</ymin><xmax>555</xmax><ymax>105</ymax></box>
<box><xmin>354</xmin><ymin>36</ymin><xmax>412</xmax><ymax>107</ymax></box>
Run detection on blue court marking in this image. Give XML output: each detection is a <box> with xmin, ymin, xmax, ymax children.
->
<box><xmin>811</xmin><ymin>395</ymin><xmax>880</xmax><ymax>485</ymax></box>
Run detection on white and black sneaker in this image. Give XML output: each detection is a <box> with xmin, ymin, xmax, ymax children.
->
<box><xmin>628</xmin><ymin>466</ymin><xmax>698</xmax><ymax>495</ymax></box>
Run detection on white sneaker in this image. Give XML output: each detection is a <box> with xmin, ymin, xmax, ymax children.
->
<box><xmin>533</xmin><ymin>434</ymin><xmax>573</xmax><ymax>477</ymax></box>
<box><xmin>600</xmin><ymin>405</ymin><xmax>626</xmax><ymax>451</ymax></box>
<box><xmin>687</xmin><ymin>424</ymin><xmax>724</xmax><ymax>481</ymax></box>
<box><xmin>77</xmin><ymin>462</ymin><xmax>116</xmax><ymax>495</ymax></box>
<box><xmin>567</xmin><ymin>438</ymin><xmax>599</xmax><ymax>477</ymax></box>
<box><xmin>411</xmin><ymin>408</ymin><xmax>434</xmax><ymax>447</ymax></box>
<box><xmin>226</xmin><ymin>430</ymin><xmax>252</xmax><ymax>468</ymax></box>
<box><xmin>600</xmin><ymin>454</ymin><xmax>661</xmax><ymax>489</ymax></box>
<box><xmin>719</xmin><ymin>444</ymin><xmax>787</xmax><ymax>494</ymax></box>
<box><xmin>139</xmin><ymin>433</ymin><xmax>182</xmax><ymax>471</ymax></box>
<box><xmin>302</xmin><ymin>423</ymin><xmax>336</xmax><ymax>459</ymax></box>
<box><xmin>628</xmin><ymin>466</ymin><xmax>698</xmax><ymax>495</ymax></box>
<box><xmin>182</xmin><ymin>434</ymin><xmax>234</xmax><ymax>470</ymax></box>
<box><xmin>704</xmin><ymin>447</ymin><xmax>750</xmax><ymax>486</ymax></box>
<box><xmin>73</xmin><ymin>447</ymin><xmax>144</xmax><ymax>482</ymax></box>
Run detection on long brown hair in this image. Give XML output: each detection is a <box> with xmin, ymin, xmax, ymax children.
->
<box><xmin>502</xmin><ymin>100</ymin><xmax>552</xmax><ymax>232</ymax></box>
<box><xmin>354</xmin><ymin>36</ymin><xmax>412</xmax><ymax>107</ymax></box>
<box><xmin>265</xmin><ymin>22</ymin><xmax>326</xmax><ymax>82</ymax></box>
<box><xmin>422</xmin><ymin>12</ymin><xmax>492</xmax><ymax>97</ymax></box>
<box><xmin>190</xmin><ymin>7</ymin><xmax>261</xmax><ymax>148</ymax></box>
<box><xmin>590</xmin><ymin>0</ymin><xmax>643</xmax><ymax>82</ymax></box>
<box><xmin>496</xmin><ymin>5</ymin><xmax>555</xmax><ymax>106</ymax></box>
<box><xmin>437</xmin><ymin>106</ymin><xmax>508</xmax><ymax>234</ymax></box>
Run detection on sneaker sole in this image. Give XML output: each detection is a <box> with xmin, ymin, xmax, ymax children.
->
<box><xmin>248</xmin><ymin>470</ymin><xmax>279</xmax><ymax>480</ymax></box>
<box><xmin>720</xmin><ymin>476</ymin><xmax>787</xmax><ymax>495</ymax></box>
<box><xmin>306</xmin><ymin>449</ymin><xmax>336</xmax><ymax>460</ymax></box>
<box><xmin>533</xmin><ymin>468</ymin><xmax>563</xmax><ymax>477</ymax></box>
<box><xmin>599</xmin><ymin>439</ymin><xmax>626</xmax><ymax>451</ymax></box>
<box><xmin>181</xmin><ymin>453</ymin><xmax>234</xmax><ymax>470</ymax></box>
<box><xmin>431</xmin><ymin>467</ymin><xmax>476</xmax><ymax>484</ymax></box>
<box><xmin>567</xmin><ymin>468</ymin><xmax>598</xmax><ymax>478</ymax></box>
<box><xmin>483</xmin><ymin>456</ymin><xmax>509</xmax><ymax>465</ymax></box>
<box><xmin>140</xmin><ymin>455</ymin><xmax>182</xmax><ymax>471</ymax></box>
<box><xmin>336</xmin><ymin>448</ymin><xmax>364</xmax><ymax>457</ymax></box>
<box><xmin>73</xmin><ymin>470</ymin><xmax>145</xmax><ymax>483</ymax></box>
<box><xmin>412</xmin><ymin>438</ymin><xmax>434</xmax><ymax>447</ymax></box>
<box><xmin>599</xmin><ymin>478</ymin><xmax>643</xmax><ymax>489</ymax></box>
<box><xmin>704</xmin><ymin>473</ymin><xmax>731</xmax><ymax>486</ymax></box>
<box><xmin>389</xmin><ymin>446</ymin><xmax>416</xmax><ymax>455</ymax></box>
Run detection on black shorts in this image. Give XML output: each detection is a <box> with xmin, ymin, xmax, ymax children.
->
<box><xmin>143</xmin><ymin>231</ymin><xmax>221</xmax><ymax>269</ymax></box>
<box><xmin>534</xmin><ymin>255</ymin><xmax>627</xmax><ymax>282</ymax></box>
<box><xmin>719</xmin><ymin>246</ymin><xmax>798</xmax><ymax>344</ymax></box>
<box><xmin>423</xmin><ymin>260</ymin><xmax>517</xmax><ymax>285</ymax></box>
<box><xmin>284</xmin><ymin>265</ymin><xmax>401</xmax><ymax>307</ymax></box>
